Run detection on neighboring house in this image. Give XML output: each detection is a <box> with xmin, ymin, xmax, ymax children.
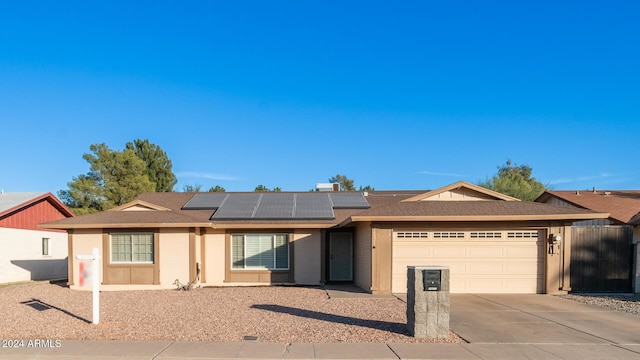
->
<box><xmin>537</xmin><ymin>189</ymin><xmax>640</xmax><ymax>293</ymax></box>
<box><xmin>42</xmin><ymin>181</ymin><xmax>607</xmax><ymax>294</ymax></box>
<box><xmin>0</xmin><ymin>192</ymin><xmax>75</xmax><ymax>284</ymax></box>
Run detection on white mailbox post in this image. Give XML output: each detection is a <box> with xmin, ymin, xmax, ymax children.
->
<box><xmin>76</xmin><ymin>247</ymin><xmax>100</xmax><ymax>325</ymax></box>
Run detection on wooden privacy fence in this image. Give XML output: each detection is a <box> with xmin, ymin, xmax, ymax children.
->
<box><xmin>570</xmin><ymin>226</ymin><xmax>633</xmax><ymax>293</ymax></box>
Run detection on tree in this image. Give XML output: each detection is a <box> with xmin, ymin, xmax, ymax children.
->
<box><xmin>181</xmin><ymin>184</ymin><xmax>226</xmax><ymax>192</ymax></box>
<box><xmin>329</xmin><ymin>174</ymin><xmax>374</xmax><ymax>192</ymax></box>
<box><xmin>254</xmin><ymin>185</ymin><xmax>270</xmax><ymax>192</ymax></box>
<box><xmin>59</xmin><ymin>141</ymin><xmax>172</xmax><ymax>213</ymax></box>
<box><xmin>182</xmin><ymin>184</ymin><xmax>203</xmax><ymax>192</ymax></box>
<box><xmin>329</xmin><ymin>174</ymin><xmax>355</xmax><ymax>191</ymax></box>
<box><xmin>478</xmin><ymin>160</ymin><xmax>547</xmax><ymax>201</ymax></box>
<box><xmin>254</xmin><ymin>185</ymin><xmax>280</xmax><ymax>192</ymax></box>
<box><xmin>57</xmin><ymin>173</ymin><xmax>103</xmax><ymax>215</ymax></box>
<box><xmin>208</xmin><ymin>185</ymin><xmax>226</xmax><ymax>192</ymax></box>
<box><xmin>125</xmin><ymin>139</ymin><xmax>177</xmax><ymax>192</ymax></box>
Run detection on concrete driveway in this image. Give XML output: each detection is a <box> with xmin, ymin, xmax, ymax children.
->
<box><xmin>451</xmin><ymin>294</ymin><xmax>640</xmax><ymax>345</ymax></box>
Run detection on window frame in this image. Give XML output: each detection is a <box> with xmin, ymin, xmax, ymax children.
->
<box><xmin>42</xmin><ymin>237</ymin><xmax>49</xmax><ymax>256</ymax></box>
<box><xmin>109</xmin><ymin>232</ymin><xmax>155</xmax><ymax>264</ymax></box>
<box><xmin>231</xmin><ymin>233</ymin><xmax>290</xmax><ymax>271</ymax></box>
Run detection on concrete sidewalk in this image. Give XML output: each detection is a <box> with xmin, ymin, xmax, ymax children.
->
<box><xmin>2</xmin><ymin>340</ymin><xmax>640</xmax><ymax>359</ymax></box>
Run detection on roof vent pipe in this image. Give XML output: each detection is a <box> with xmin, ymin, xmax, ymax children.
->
<box><xmin>593</xmin><ymin>187</ymin><xmax>597</xmax><ymax>193</ymax></box>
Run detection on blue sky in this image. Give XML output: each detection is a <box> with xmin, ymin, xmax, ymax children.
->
<box><xmin>1</xmin><ymin>1</ymin><xmax>638</xmax><ymax>194</ymax></box>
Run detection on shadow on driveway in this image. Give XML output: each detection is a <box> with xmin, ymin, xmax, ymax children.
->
<box><xmin>251</xmin><ymin>304</ymin><xmax>408</xmax><ymax>335</ymax></box>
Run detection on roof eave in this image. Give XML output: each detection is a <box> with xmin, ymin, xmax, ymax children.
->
<box><xmin>39</xmin><ymin>222</ymin><xmax>335</xmax><ymax>230</ymax></box>
<box><xmin>339</xmin><ymin>213</ymin><xmax>611</xmax><ymax>226</ymax></box>
<box><xmin>0</xmin><ymin>192</ymin><xmax>75</xmax><ymax>218</ymax></box>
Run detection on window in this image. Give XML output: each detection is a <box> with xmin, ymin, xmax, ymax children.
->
<box><xmin>111</xmin><ymin>233</ymin><xmax>154</xmax><ymax>263</ymax></box>
<box><xmin>433</xmin><ymin>232</ymin><xmax>464</xmax><ymax>238</ymax></box>
<box><xmin>42</xmin><ymin>238</ymin><xmax>49</xmax><ymax>256</ymax></box>
<box><xmin>470</xmin><ymin>232</ymin><xmax>503</xmax><ymax>238</ymax></box>
<box><xmin>507</xmin><ymin>231</ymin><xmax>538</xmax><ymax>238</ymax></box>
<box><xmin>396</xmin><ymin>232</ymin><xmax>429</xmax><ymax>239</ymax></box>
<box><xmin>231</xmin><ymin>234</ymin><xmax>289</xmax><ymax>270</ymax></box>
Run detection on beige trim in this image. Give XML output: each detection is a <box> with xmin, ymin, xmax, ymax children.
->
<box><xmin>339</xmin><ymin>213</ymin><xmax>611</xmax><ymax>227</ymax></box>
<box><xmin>110</xmin><ymin>200</ymin><xmax>171</xmax><ymax>212</ymax></box>
<box><xmin>403</xmin><ymin>181</ymin><xmax>521</xmax><ymax>202</ymax></box>
<box><xmin>371</xmin><ymin>226</ymin><xmax>392</xmax><ymax>294</ymax></box>
<box><xmin>200</xmin><ymin>228</ymin><xmax>206</xmax><ymax>284</ymax></box>
<box><xmin>44</xmin><ymin>222</ymin><xmax>333</xmax><ymax>230</ymax></box>
<box><xmin>67</xmin><ymin>230</ymin><xmax>74</xmax><ymax>286</ymax></box>
<box><xmin>189</xmin><ymin>228</ymin><xmax>196</xmax><ymax>282</ymax></box>
<box><xmin>102</xmin><ymin>229</ymin><xmax>160</xmax><ymax>285</ymax></box>
<box><xmin>561</xmin><ymin>226</ymin><xmax>572</xmax><ymax>292</ymax></box>
<box><xmin>153</xmin><ymin>230</ymin><xmax>160</xmax><ymax>285</ymax></box>
<box><xmin>224</xmin><ymin>231</ymin><xmax>295</xmax><ymax>283</ymax></box>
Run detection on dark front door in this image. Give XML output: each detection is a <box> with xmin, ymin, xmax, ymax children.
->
<box><xmin>329</xmin><ymin>232</ymin><xmax>353</xmax><ymax>281</ymax></box>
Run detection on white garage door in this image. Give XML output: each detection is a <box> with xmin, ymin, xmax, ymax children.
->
<box><xmin>392</xmin><ymin>230</ymin><xmax>544</xmax><ymax>293</ymax></box>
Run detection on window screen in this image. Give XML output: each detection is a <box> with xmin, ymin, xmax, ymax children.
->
<box><xmin>111</xmin><ymin>233</ymin><xmax>154</xmax><ymax>263</ymax></box>
<box><xmin>231</xmin><ymin>234</ymin><xmax>289</xmax><ymax>270</ymax></box>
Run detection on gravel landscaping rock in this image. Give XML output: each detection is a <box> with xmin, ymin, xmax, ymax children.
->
<box><xmin>0</xmin><ymin>282</ymin><xmax>463</xmax><ymax>343</ymax></box>
<box><xmin>559</xmin><ymin>293</ymin><xmax>640</xmax><ymax>316</ymax></box>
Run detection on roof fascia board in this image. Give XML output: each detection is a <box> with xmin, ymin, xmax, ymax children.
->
<box><xmin>535</xmin><ymin>191</ymin><xmax>588</xmax><ymax>209</ymax></box>
<box><xmin>110</xmin><ymin>200</ymin><xmax>171</xmax><ymax>212</ymax></box>
<box><xmin>39</xmin><ymin>222</ymin><xmax>333</xmax><ymax>230</ymax></box>
<box><xmin>339</xmin><ymin>212</ymin><xmax>611</xmax><ymax>226</ymax></box>
<box><xmin>0</xmin><ymin>192</ymin><xmax>74</xmax><ymax>218</ymax></box>
<box><xmin>403</xmin><ymin>181</ymin><xmax>520</xmax><ymax>202</ymax></box>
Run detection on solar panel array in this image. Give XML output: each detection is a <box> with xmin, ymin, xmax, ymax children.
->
<box><xmin>294</xmin><ymin>193</ymin><xmax>334</xmax><ymax>219</ymax></box>
<box><xmin>182</xmin><ymin>193</ymin><xmax>229</xmax><ymax>210</ymax></box>
<box><xmin>329</xmin><ymin>193</ymin><xmax>370</xmax><ymax>209</ymax></box>
<box><xmin>213</xmin><ymin>193</ymin><xmax>261</xmax><ymax>219</ymax></box>
<box><xmin>253</xmin><ymin>193</ymin><xmax>295</xmax><ymax>219</ymax></box>
<box><xmin>183</xmin><ymin>192</ymin><xmax>369</xmax><ymax>220</ymax></box>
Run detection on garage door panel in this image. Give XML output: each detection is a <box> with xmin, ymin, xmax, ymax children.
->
<box><xmin>505</xmin><ymin>244</ymin><xmax>542</xmax><ymax>257</ymax></box>
<box><xmin>395</xmin><ymin>248</ymin><xmax>428</xmax><ymax>258</ymax></box>
<box><xmin>504</xmin><ymin>262</ymin><xmax>542</xmax><ymax>274</ymax></box>
<box><xmin>392</xmin><ymin>231</ymin><xmax>543</xmax><ymax>294</ymax></box>
<box><xmin>467</xmin><ymin>262</ymin><xmax>503</xmax><ymax>274</ymax></box>
<box><xmin>432</xmin><ymin>247</ymin><xmax>467</xmax><ymax>257</ymax></box>
<box><xmin>467</xmin><ymin>246</ymin><xmax>505</xmax><ymax>257</ymax></box>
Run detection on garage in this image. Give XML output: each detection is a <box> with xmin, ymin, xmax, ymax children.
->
<box><xmin>392</xmin><ymin>230</ymin><xmax>544</xmax><ymax>293</ymax></box>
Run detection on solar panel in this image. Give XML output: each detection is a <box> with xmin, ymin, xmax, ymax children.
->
<box><xmin>329</xmin><ymin>192</ymin><xmax>370</xmax><ymax>209</ymax></box>
<box><xmin>200</xmin><ymin>192</ymin><xmax>368</xmax><ymax>220</ymax></box>
<box><xmin>253</xmin><ymin>193</ymin><xmax>295</xmax><ymax>219</ymax></box>
<box><xmin>211</xmin><ymin>193</ymin><xmax>261</xmax><ymax>219</ymax></box>
<box><xmin>182</xmin><ymin>193</ymin><xmax>229</xmax><ymax>210</ymax></box>
<box><xmin>294</xmin><ymin>193</ymin><xmax>335</xmax><ymax>219</ymax></box>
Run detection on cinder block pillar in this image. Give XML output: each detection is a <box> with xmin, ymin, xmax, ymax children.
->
<box><xmin>406</xmin><ymin>266</ymin><xmax>450</xmax><ymax>338</ymax></box>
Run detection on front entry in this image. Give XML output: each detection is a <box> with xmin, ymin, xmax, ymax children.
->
<box><xmin>329</xmin><ymin>232</ymin><xmax>353</xmax><ymax>281</ymax></box>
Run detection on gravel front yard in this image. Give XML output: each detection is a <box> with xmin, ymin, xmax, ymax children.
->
<box><xmin>0</xmin><ymin>282</ymin><xmax>463</xmax><ymax>343</ymax></box>
<box><xmin>558</xmin><ymin>293</ymin><xmax>640</xmax><ymax>316</ymax></box>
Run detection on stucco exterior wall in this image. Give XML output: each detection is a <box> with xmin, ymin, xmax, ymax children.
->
<box><xmin>353</xmin><ymin>222</ymin><xmax>372</xmax><ymax>291</ymax></box>
<box><xmin>0</xmin><ymin>228</ymin><xmax>68</xmax><ymax>284</ymax></box>
<box><xmin>204</xmin><ymin>231</ymin><xmax>226</xmax><ymax>286</ymax></box>
<box><xmin>69</xmin><ymin>230</ymin><xmax>102</xmax><ymax>290</ymax></box>
<box><xmin>293</xmin><ymin>230</ymin><xmax>321</xmax><ymax>285</ymax></box>
<box><xmin>159</xmin><ymin>228</ymin><xmax>190</xmax><ymax>287</ymax></box>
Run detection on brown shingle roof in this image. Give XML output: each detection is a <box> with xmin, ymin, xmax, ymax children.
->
<box><xmin>41</xmin><ymin>190</ymin><xmax>608</xmax><ymax>230</ymax></box>
<box><xmin>536</xmin><ymin>190</ymin><xmax>640</xmax><ymax>224</ymax></box>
